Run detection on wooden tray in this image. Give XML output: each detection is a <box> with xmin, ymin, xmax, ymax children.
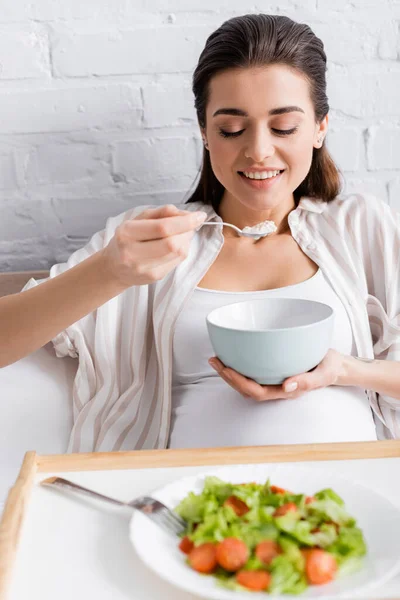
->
<box><xmin>2</xmin><ymin>440</ymin><xmax>400</xmax><ymax>600</ymax></box>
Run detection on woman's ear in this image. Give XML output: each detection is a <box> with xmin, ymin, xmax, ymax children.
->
<box><xmin>313</xmin><ymin>114</ymin><xmax>329</xmax><ymax>148</ymax></box>
<box><xmin>200</xmin><ymin>128</ymin><xmax>209</xmax><ymax>150</ymax></box>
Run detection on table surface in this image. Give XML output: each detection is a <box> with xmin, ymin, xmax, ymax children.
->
<box><xmin>8</xmin><ymin>456</ymin><xmax>400</xmax><ymax>600</ymax></box>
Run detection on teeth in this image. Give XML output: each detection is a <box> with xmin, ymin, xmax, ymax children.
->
<box><xmin>243</xmin><ymin>170</ymin><xmax>281</xmax><ymax>180</ymax></box>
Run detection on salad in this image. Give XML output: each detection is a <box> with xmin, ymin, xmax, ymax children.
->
<box><xmin>174</xmin><ymin>476</ymin><xmax>367</xmax><ymax>594</ymax></box>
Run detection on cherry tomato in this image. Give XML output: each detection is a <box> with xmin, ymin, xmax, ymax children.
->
<box><xmin>236</xmin><ymin>570</ymin><xmax>271</xmax><ymax>591</ymax></box>
<box><xmin>224</xmin><ymin>495</ymin><xmax>250</xmax><ymax>517</ymax></box>
<box><xmin>273</xmin><ymin>502</ymin><xmax>298</xmax><ymax>517</ymax></box>
<box><xmin>179</xmin><ymin>536</ymin><xmax>194</xmax><ymax>554</ymax></box>
<box><xmin>189</xmin><ymin>543</ymin><xmax>218</xmax><ymax>574</ymax></box>
<box><xmin>304</xmin><ymin>549</ymin><xmax>338</xmax><ymax>585</ymax></box>
<box><xmin>216</xmin><ymin>538</ymin><xmax>249</xmax><ymax>572</ymax></box>
<box><xmin>255</xmin><ymin>540</ymin><xmax>281</xmax><ymax>565</ymax></box>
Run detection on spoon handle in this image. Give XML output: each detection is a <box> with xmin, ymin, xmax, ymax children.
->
<box><xmin>200</xmin><ymin>222</ymin><xmax>241</xmax><ymax>234</ymax></box>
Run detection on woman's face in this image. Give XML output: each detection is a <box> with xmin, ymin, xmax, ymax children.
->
<box><xmin>203</xmin><ymin>65</ymin><xmax>328</xmax><ymax>214</ymax></box>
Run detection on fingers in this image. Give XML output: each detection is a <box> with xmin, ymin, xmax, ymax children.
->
<box><xmin>208</xmin><ymin>350</ymin><xmax>341</xmax><ymax>402</ymax></box>
<box><xmin>134</xmin><ymin>230</ymin><xmax>194</xmax><ymax>261</ymax></box>
<box><xmin>135</xmin><ymin>204</ymin><xmax>185</xmax><ymax>220</ymax></box>
<box><xmin>209</xmin><ymin>358</ymin><xmax>293</xmax><ymax>401</ymax></box>
<box><xmin>132</xmin><ymin>205</ymin><xmax>207</xmax><ymax>241</ymax></box>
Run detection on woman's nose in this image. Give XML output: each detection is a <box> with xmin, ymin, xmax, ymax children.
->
<box><xmin>244</xmin><ymin>131</ymin><xmax>275</xmax><ymax>163</ymax></box>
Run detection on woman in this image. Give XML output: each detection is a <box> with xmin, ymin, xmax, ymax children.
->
<box><xmin>1</xmin><ymin>14</ymin><xmax>399</xmax><ymax>452</ymax></box>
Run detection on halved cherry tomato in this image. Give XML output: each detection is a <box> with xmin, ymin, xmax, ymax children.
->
<box><xmin>305</xmin><ymin>496</ymin><xmax>316</xmax><ymax>504</ymax></box>
<box><xmin>189</xmin><ymin>543</ymin><xmax>217</xmax><ymax>573</ymax></box>
<box><xmin>216</xmin><ymin>537</ymin><xmax>249</xmax><ymax>572</ymax></box>
<box><xmin>255</xmin><ymin>540</ymin><xmax>281</xmax><ymax>565</ymax></box>
<box><xmin>236</xmin><ymin>570</ymin><xmax>271</xmax><ymax>591</ymax></box>
<box><xmin>270</xmin><ymin>485</ymin><xmax>287</xmax><ymax>494</ymax></box>
<box><xmin>224</xmin><ymin>495</ymin><xmax>250</xmax><ymax>517</ymax></box>
<box><xmin>304</xmin><ymin>549</ymin><xmax>337</xmax><ymax>585</ymax></box>
<box><xmin>179</xmin><ymin>536</ymin><xmax>194</xmax><ymax>554</ymax></box>
<box><xmin>273</xmin><ymin>502</ymin><xmax>297</xmax><ymax>517</ymax></box>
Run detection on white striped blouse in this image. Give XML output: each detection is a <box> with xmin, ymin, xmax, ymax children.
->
<box><xmin>24</xmin><ymin>193</ymin><xmax>400</xmax><ymax>452</ymax></box>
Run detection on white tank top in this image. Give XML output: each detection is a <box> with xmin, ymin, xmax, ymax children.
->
<box><xmin>169</xmin><ymin>269</ymin><xmax>377</xmax><ymax>449</ymax></box>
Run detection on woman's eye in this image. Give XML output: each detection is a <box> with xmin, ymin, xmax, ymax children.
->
<box><xmin>272</xmin><ymin>127</ymin><xmax>298</xmax><ymax>136</ymax></box>
<box><xmin>218</xmin><ymin>129</ymin><xmax>245</xmax><ymax>138</ymax></box>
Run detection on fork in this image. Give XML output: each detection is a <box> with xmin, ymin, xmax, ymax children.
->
<box><xmin>40</xmin><ymin>476</ymin><xmax>187</xmax><ymax>536</ymax></box>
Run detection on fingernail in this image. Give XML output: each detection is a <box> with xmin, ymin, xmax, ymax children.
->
<box><xmin>195</xmin><ymin>211</ymin><xmax>207</xmax><ymax>222</ymax></box>
<box><xmin>209</xmin><ymin>359</ymin><xmax>218</xmax><ymax>370</ymax></box>
<box><xmin>284</xmin><ymin>382</ymin><xmax>298</xmax><ymax>392</ymax></box>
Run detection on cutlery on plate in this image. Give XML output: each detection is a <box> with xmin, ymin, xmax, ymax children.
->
<box><xmin>41</xmin><ymin>476</ymin><xmax>186</xmax><ymax>536</ymax></box>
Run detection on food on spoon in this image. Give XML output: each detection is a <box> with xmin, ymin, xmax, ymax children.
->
<box><xmin>242</xmin><ymin>220</ymin><xmax>277</xmax><ymax>237</ymax></box>
<box><xmin>175</xmin><ymin>476</ymin><xmax>367</xmax><ymax>595</ymax></box>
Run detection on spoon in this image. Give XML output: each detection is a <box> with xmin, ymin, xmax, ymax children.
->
<box><xmin>199</xmin><ymin>221</ymin><xmax>277</xmax><ymax>240</ymax></box>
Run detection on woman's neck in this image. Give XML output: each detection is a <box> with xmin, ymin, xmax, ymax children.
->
<box><xmin>218</xmin><ymin>192</ymin><xmax>296</xmax><ymax>235</ymax></box>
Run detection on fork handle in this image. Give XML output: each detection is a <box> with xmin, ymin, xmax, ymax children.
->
<box><xmin>41</xmin><ymin>476</ymin><xmax>128</xmax><ymax>508</ymax></box>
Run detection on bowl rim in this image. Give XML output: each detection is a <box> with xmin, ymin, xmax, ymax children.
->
<box><xmin>206</xmin><ymin>297</ymin><xmax>334</xmax><ymax>333</ymax></box>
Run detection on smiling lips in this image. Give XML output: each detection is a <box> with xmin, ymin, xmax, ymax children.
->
<box><xmin>238</xmin><ymin>169</ymin><xmax>284</xmax><ymax>189</ymax></box>
<box><xmin>242</xmin><ymin>169</ymin><xmax>282</xmax><ymax>180</ymax></box>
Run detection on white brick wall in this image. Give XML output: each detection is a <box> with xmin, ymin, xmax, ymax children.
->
<box><xmin>0</xmin><ymin>1</ymin><xmax>399</xmax><ymax>270</ymax></box>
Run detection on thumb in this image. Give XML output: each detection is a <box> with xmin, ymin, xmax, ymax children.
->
<box><xmin>283</xmin><ymin>367</ymin><xmax>323</xmax><ymax>393</ymax></box>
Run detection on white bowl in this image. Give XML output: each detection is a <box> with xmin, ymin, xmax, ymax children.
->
<box><xmin>206</xmin><ymin>298</ymin><xmax>334</xmax><ymax>384</ymax></box>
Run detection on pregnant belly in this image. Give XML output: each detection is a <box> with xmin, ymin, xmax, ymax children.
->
<box><xmin>168</xmin><ymin>380</ymin><xmax>377</xmax><ymax>449</ymax></box>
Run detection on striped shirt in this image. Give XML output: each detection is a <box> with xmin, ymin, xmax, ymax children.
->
<box><xmin>25</xmin><ymin>193</ymin><xmax>400</xmax><ymax>452</ymax></box>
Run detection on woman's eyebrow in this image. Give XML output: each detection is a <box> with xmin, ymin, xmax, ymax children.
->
<box><xmin>212</xmin><ymin>106</ymin><xmax>305</xmax><ymax>117</ymax></box>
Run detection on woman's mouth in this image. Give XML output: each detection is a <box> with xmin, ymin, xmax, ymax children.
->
<box><xmin>238</xmin><ymin>169</ymin><xmax>284</xmax><ymax>189</ymax></box>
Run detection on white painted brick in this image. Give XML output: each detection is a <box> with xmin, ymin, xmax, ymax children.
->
<box><xmin>33</xmin><ymin>0</ymin><xmax>128</xmax><ymax>21</ymax></box>
<box><xmin>138</xmin><ymin>0</ymin><xmax>317</xmax><ymax>10</ymax></box>
<box><xmin>367</xmin><ymin>127</ymin><xmax>400</xmax><ymax>171</ymax></box>
<box><xmin>342</xmin><ymin>178</ymin><xmax>389</xmax><ymax>202</ymax></box>
<box><xmin>326</xmin><ymin>129</ymin><xmax>362</xmax><ymax>172</ymax></box>
<box><xmin>24</xmin><ymin>144</ymin><xmax>111</xmax><ymax>185</ymax></box>
<box><xmin>378</xmin><ymin>21</ymin><xmax>400</xmax><ymax>60</ymax></box>
<box><xmin>0</xmin><ymin>85</ymin><xmax>141</xmax><ymax>134</ymax></box>
<box><xmin>316</xmin><ymin>0</ymin><xmax>351</xmax><ymax>7</ymax></box>
<box><xmin>318</xmin><ymin>0</ymin><xmax>387</xmax><ymax>7</ymax></box>
<box><xmin>50</xmin><ymin>197</ymin><xmax>132</xmax><ymax>240</ymax></box>
<box><xmin>112</xmin><ymin>137</ymin><xmax>198</xmax><ymax>187</ymax></box>
<box><xmin>0</xmin><ymin>0</ymin><xmax>33</xmax><ymax>23</ymax></box>
<box><xmin>0</xmin><ymin>200</ymin><xmax>56</xmax><ymax>242</ymax></box>
<box><xmin>143</xmin><ymin>82</ymin><xmax>196</xmax><ymax>127</ymax></box>
<box><xmin>0</xmin><ymin>239</ymin><xmax>52</xmax><ymax>271</ymax></box>
<box><xmin>0</xmin><ymin>152</ymin><xmax>17</xmax><ymax>190</ymax></box>
<box><xmin>328</xmin><ymin>68</ymin><xmax>400</xmax><ymax>117</ymax></box>
<box><xmin>312</xmin><ymin>22</ymin><xmax>376</xmax><ymax>62</ymax></box>
<box><xmin>388</xmin><ymin>179</ymin><xmax>400</xmax><ymax>212</ymax></box>
<box><xmin>51</xmin><ymin>26</ymin><xmax>212</xmax><ymax>77</ymax></box>
<box><xmin>50</xmin><ymin>192</ymin><xmax>179</xmax><ymax>239</ymax></box>
<box><xmin>0</xmin><ymin>25</ymin><xmax>50</xmax><ymax>79</ymax></box>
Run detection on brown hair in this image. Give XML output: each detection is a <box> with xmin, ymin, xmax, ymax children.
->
<box><xmin>186</xmin><ymin>14</ymin><xmax>341</xmax><ymax>211</ymax></box>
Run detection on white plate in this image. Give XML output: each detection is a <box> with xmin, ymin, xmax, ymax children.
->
<box><xmin>130</xmin><ymin>463</ymin><xmax>400</xmax><ymax>599</ymax></box>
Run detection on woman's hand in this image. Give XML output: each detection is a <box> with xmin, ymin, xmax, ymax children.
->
<box><xmin>208</xmin><ymin>349</ymin><xmax>347</xmax><ymax>401</ymax></box>
<box><xmin>100</xmin><ymin>204</ymin><xmax>207</xmax><ymax>288</ymax></box>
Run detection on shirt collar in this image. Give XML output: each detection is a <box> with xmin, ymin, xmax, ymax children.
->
<box><xmin>297</xmin><ymin>197</ymin><xmax>327</xmax><ymax>214</ymax></box>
